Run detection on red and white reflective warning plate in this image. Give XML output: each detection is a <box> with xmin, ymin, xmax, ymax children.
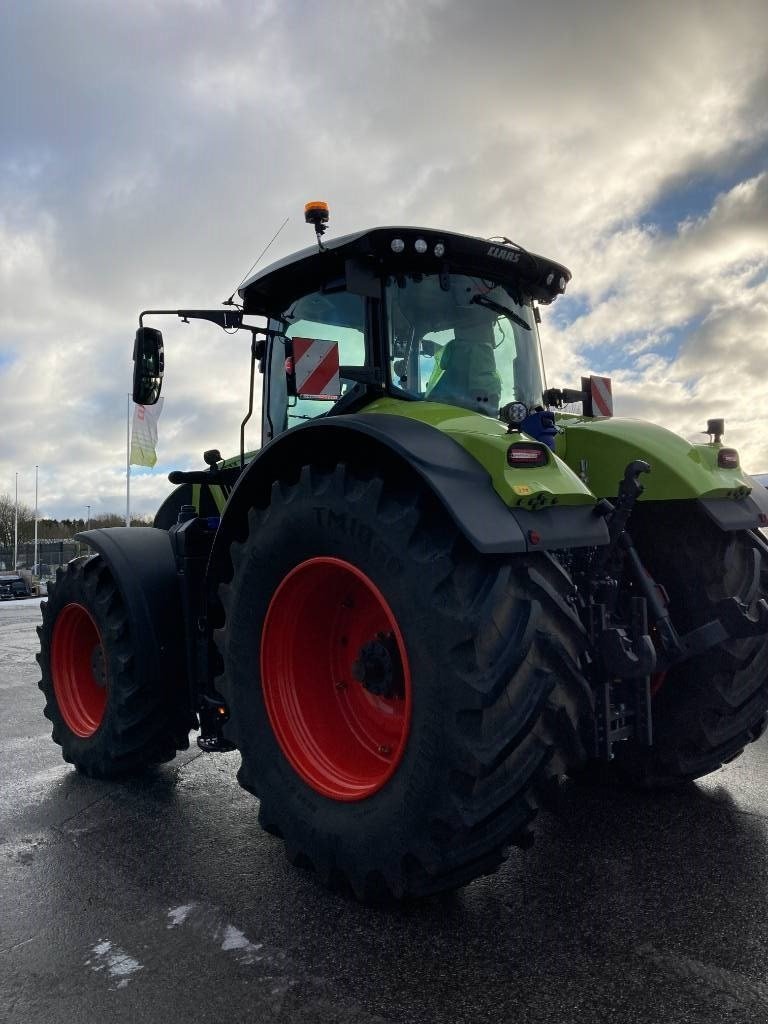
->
<box><xmin>292</xmin><ymin>337</ymin><xmax>341</xmax><ymax>399</ymax></box>
<box><xmin>589</xmin><ymin>375</ymin><xmax>613</xmax><ymax>418</ymax></box>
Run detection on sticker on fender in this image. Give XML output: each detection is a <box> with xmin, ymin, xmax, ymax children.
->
<box><xmin>293</xmin><ymin>337</ymin><xmax>341</xmax><ymax>399</ymax></box>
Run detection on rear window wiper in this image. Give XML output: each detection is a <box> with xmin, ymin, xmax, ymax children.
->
<box><xmin>471</xmin><ymin>295</ymin><xmax>531</xmax><ymax>331</ymax></box>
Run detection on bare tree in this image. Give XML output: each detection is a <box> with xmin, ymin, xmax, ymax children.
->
<box><xmin>0</xmin><ymin>493</ymin><xmax>34</xmax><ymax>548</ymax></box>
<box><xmin>86</xmin><ymin>513</ymin><xmax>152</xmax><ymax>528</ymax></box>
<box><xmin>5</xmin><ymin>507</ymin><xmax>155</xmax><ymax>543</ymax></box>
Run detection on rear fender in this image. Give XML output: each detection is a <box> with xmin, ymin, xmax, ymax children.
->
<box><xmin>699</xmin><ymin>489</ymin><xmax>768</xmax><ymax>531</ymax></box>
<box><xmin>75</xmin><ymin>527</ymin><xmax>188</xmax><ymax>699</ymax></box>
<box><xmin>208</xmin><ymin>414</ymin><xmax>608</xmax><ymax>583</ymax></box>
<box><xmin>557</xmin><ymin>417</ymin><xmax>768</xmax><ymax>531</ymax></box>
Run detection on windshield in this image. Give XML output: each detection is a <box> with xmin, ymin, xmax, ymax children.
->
<box><xmin>386</xmin><ymin>272</ymin><xmax>545</xmax><ymax>417</ymax></box>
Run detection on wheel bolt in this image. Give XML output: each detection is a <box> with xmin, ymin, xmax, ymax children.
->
<box><xmin>378</xmin><ymin>744</ymin><xmax>392</xmax><ymax>756</ymax></box>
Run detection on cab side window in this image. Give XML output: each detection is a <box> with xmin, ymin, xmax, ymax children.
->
<box><xmin>264</xmin><ymin>289</ymin><xmax>367</xmax><ymax>440</ymax></box>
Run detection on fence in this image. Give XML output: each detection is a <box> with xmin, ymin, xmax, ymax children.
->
<box><xmin>0</xmin><ymin>540</ymin><xmax>83</xmax><ymax>574</ymax></box>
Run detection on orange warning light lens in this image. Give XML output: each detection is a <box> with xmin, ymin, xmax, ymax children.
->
<box><xmin>304</xmin><ymin>201</ymin><xmax>329</xmax><ymax>224</ymax></box>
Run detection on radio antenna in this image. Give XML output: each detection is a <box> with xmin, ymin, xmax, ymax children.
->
<box><xmin>223</xmin><ymin>216</ymin><xmax>290</xmax><ymax>305</ymax></box>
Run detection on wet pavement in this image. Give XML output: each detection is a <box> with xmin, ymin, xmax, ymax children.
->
<box><xmin>3</xmin><ymin>596</ymin><xmax>768</xmax><ymax>1023</ymax></box>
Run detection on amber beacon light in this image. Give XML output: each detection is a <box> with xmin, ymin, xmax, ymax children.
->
<box><xmin>304</xmin><ymin>200</ymin><xmax>329</xmax><ymax>231</ymax></box>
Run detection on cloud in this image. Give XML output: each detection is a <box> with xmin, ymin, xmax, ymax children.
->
<box><xmin>543</xmin><ymin>171</ymin><xmax>768</xmax><ymax>470</ymax></box>
<box><xmin>2</xmin><ymin>0</ymin><xmax>768</xmax><ymax>517</ymax></box>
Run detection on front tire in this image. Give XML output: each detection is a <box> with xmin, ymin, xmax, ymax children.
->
<box><xmin>37</xmin><ymin>556</ymin><xmax>192</xmax><ymax>777</ymax></box>
<box><xmin>216</xmin><ymin>463</ymin><xmax>591</xmax><ymax>901</ymax></box>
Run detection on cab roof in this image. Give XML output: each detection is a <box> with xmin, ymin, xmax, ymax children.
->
<box><xmin>239</xmin><ymin>225</ymin><xmax>571</xmax><ymax>317</ymax></box>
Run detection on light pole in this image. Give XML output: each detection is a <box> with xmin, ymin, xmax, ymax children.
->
<box><xmin>13</xmin><ymin>472</ymin><xmax>18</xmax><ymax>571</ymax></box>
<box><xmin>86</xmin><ymin>505</ymin><xmax>91</xmax><ymax>531</ymax></box>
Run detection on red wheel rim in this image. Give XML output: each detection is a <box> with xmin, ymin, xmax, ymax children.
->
<box><xmin>261</xmin><ymin>557</ymin><xmax>412</xmax><ymax>801</ymax></box>
<box><xmin>51</xmin><ymin>603</ymin><xmax>108</xmax><ymax>738</ymax></box>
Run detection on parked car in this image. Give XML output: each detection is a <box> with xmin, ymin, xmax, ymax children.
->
<box><xmin>0</xmin><ymin>575</ymin><xmax>32</xmax><ymax>600</ymax></box>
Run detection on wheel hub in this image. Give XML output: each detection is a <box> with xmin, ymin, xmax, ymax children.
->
<box><xmin>90</xmin><ymin>646</ymin><xmax>107</xmax><ymax>687</ymax></box>
<box><xmin>352</xmin><ymin>632</ymin><xmax>404</xmax><ymax>699</ymax></box>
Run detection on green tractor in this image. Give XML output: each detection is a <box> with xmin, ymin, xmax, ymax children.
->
<box><xmin>37</xmin><ymin>205</ymin><xmax>768</xmax><ymax>901</ymax></box>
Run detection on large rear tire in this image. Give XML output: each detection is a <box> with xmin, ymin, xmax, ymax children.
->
<box><xmin>215</xmin><ymin>463</ymin><xmax>591</xmax><ymax>901</ymax></box>
<box><xmin>612</xmin><ymin>505</ymin><xmax>768</xmax><ymax>786</ymax></box>
<box><xmin>37</xmin><ymin>555</ymin><xmax>192</xmax><ymax>777</ymax></box>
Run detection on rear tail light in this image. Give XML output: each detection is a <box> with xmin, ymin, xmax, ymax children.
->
<box><xmin>717</xmin><ymin>448</ymin><xmax>739</xmax><ymax>469</ymax></box>
<box><xmin>507</xmin><ymin>443</ymin><xmax>549</xmax><ymax>468</ymax></box>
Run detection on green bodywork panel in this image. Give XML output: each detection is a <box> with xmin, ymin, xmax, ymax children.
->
<box><xmin>174</xmin><ymin>407</ymin><xmax>753</xmax><ymax>522</ymax></box>
<box><xmin>190</xmin><ymin>450</ymin><xmax>259</xmax><ymax>516</ymax></box>
<box><xmin>192</xmin><ymin>482</ymin><xmax>226</xmax><ymax>513</ymax></box>
<box><xmin>554</xmin><ymin>415</ymin><xmax>755</xmax><ymax>500</ymax></box>
<box><xmin>363</xmin><ymin>397</ymin><xmax>595</xmax><ymax>510</ymax></box>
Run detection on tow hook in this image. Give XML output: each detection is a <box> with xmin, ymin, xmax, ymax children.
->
<box><xmin>590</xmin><ymin>597</ymin><xmax>656</xmax><ymax>679</ymax></box>
<box><xmin>589</xmin><ymin>597</ymin><xmax>655</xmax><ymax>760</ymax></box>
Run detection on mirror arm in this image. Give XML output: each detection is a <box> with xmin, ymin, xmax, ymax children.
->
<box><xmin>176</xmin><ymin>309</ymin><xmax>244</xmax><ymax>330</ymax></box>
<box><xmin>139</xmin><ymin>309</ymin><xmax>267</xmax><ymax>333</ymax></box>
<box><xmin>140</xmin><ymin>309</ymin><xmax>181</xmax><ymax>327</ymax></box>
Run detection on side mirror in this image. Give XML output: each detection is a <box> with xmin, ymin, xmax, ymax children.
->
<box><xmin>132</xmin><ymin>327</ymin><xmax>164</xmax><ymax>405</ymax></box>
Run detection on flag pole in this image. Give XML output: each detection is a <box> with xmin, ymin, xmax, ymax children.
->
<box><xmin>126</xmin><ymin>394</ymin><xmax>131</xmax><ymax>526</ymax></box>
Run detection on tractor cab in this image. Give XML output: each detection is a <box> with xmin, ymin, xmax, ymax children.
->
<box><xmin>238</xmin><ymin>219</ymin><xmax>571</xmax><ymax>444</ymax></box>
<box><xmin>131</xmin><ymin>208</ymin><xmax>572</xmax><ymax>456</ymax></box>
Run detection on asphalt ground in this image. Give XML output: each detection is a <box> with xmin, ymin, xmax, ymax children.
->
<box><xmin>3</xmin><ymin>597</ymin><xmax>768</xmax><ymax>1024</ymax></box>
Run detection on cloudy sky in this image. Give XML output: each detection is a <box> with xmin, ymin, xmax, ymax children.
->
<box><xmin>2</xmin><ymin>0</ymin><xmax>767</xmax><ymax>520</ymax></box>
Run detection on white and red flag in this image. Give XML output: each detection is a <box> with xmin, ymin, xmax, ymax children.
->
<box><xmin>130</xmin><ymin>399</ymin><xmax>164</xmax><ymax>467</ymax></box>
